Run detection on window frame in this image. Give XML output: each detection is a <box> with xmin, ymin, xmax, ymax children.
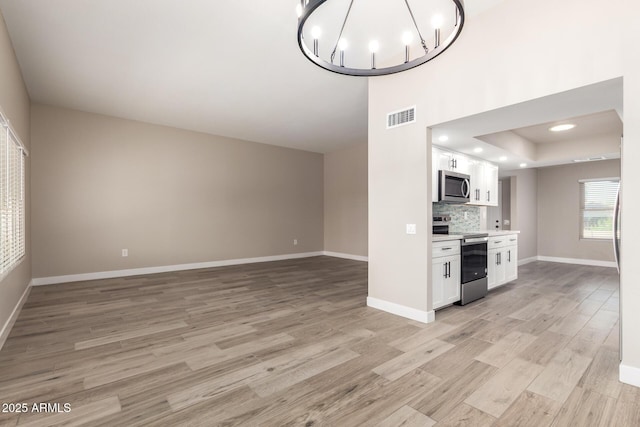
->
<box><xmin>0</xmin><ymin>109</ymin><xmax>28</xmax><ymax>281</ymax></box>
<box><xmin>579</xmin><ymin>177</ymin><xmax>620</xmax><ymax>241</ymax></box>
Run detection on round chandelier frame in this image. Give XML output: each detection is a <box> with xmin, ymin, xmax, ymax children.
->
<box><xmin>297</xmin><ymin>0</ymin><xmax>466</xmax><ymax>77</ymax></box>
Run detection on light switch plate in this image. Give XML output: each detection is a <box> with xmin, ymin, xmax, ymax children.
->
<box><xmin>406</xmin><ymin>224</ymin><xmax>417</xmax><ymax>235</ymax></box>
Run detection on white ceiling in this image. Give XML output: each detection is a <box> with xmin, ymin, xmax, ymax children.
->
<box><xmin>431</xmin><ymin>78</ymin><xmax>623</xmax><ymax>171</ymax></box>
<box><xmin>512</xmin><ymin>110</ymin><xmax>622</xmax><ymax>145</ymax></box>
<box><xmin>0</xmin><ymin>0</ymin><xmax>505</xmax><ymax>153</ymax></box>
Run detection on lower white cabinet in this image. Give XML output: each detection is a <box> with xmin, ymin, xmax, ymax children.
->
<box><xmin>432</xmin><ymin>241</ymin><xmax>461</xmax><ymax>310</ymax></box>
<box><xmin>487</xmin><ymin>234</ymin><xmax>518</xmax><ymax>290</ymax></box>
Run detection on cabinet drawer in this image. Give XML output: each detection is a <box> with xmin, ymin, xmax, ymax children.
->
<box><xmin>432</xmin><ymin>240</ymin><xmax>461</xmax><ymax>257</ymax></box>
<box><xmin>489</xmin><ymin>234</ymin><xmax>518</xmax><ymax>250</ymax></box>
<box><xmin>488</xmin><ymin>237</ymin><xmax>508</xmax><ymax>250</ymax></box>
<box><xmin>506</xmin><ymin>235</ymin><xmax>518</xmax><ymax>246</ymax></box>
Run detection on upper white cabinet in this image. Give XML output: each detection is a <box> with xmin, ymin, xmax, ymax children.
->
<box><xmin>484</xmin><ymin>163</ymin><xmax>499</xmax><ymax>206</ymax></box>
<box><xmin>469</xmin><ymin>159</ymin><xmax>486</xmax><ymax>205</ymax></box>
<box><xmin>434</xmin><ymin>148</ymin><xmax>470</xmax><ymax>174</ymax></box>
<box><xmin>433</xmin><ymin>146</ymin><xmax>498</xmax><ymax>206</ymax></box>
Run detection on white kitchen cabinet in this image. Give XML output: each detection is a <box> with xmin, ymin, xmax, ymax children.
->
<box><xmin>432</xmin><ymin>147</ymin><xmax>443</xmax><ymax>202</ymax></box>
<box><xmin>487</xmin><ymin>234</ymin><xmax>518</xmax><ymax>290</ymax></box>
<box><xmin>432</xmin><ymin>146</ymin><xmax>498</xmax><ymax>206</ymax></box>
<box><xmin>433</xmin><ymin>147</ymin><xmax>470</xmax><ymax>174</ymax></box>
<box><xmin>469</xmin><ymin>159</ymin><xmax>486</xmax><ymax>205</ymax></box>
<box><xmin>485</xmin><ymin>163</ymin><xmax>499</xmax><ymax>206</ymax></box>
<box><xmin>504</xmin><ymin>237</ymin><xmax>518</xmax><ymax>283</ymax></box>
<box><xmin>488</xmin><ymin>248</ymin><xmax>506</xmax><ymax>290</ymax></box>
<box><xmin>432</xmin><ymin>240</ymin><xmax>461</xmax><ymax>310</ymax></box>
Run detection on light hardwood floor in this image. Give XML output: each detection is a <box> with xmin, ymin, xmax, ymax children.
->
<box><xmin>0</xmin><ymin>257</ymin><xmax>635</xmax><ymax>426</ymax></box>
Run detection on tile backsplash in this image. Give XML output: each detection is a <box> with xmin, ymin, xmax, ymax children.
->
<box><xmin>433</xmin><ymin>203</ymin><xmax>481</xmax><ymax>233</ymax></box>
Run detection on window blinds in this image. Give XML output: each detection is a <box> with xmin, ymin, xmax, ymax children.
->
<box><xmin>579</xmin><ymin>179</ymin><xmax>619</xmax><ymax>240</ymax></box>
<box><xmin>0</xmin><ymin>113</ymin><xmax>26</xmax><ymax>279</ymax></box>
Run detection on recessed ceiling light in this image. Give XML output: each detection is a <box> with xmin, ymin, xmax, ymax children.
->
<box><xmin>473</xmin><ymin>147</ymin><xmax>483</xmax><ymax>153</ymax></box>
<box><xmin>438</xmin><ymin>135</ymin><xmax>449</xmax><ymax>142</ymax></box>
<box><xmin>499</xmin><ymin>156</ymin><xmax>508</xmax><ymax>161</ymax></box>
<box><xmin>549</xmin><ymin>124</ymin><xmax>576</xmax><ymax>132</ymax></box>
<box><xmin>519</xmin><ymin>163</ymin><xmax>528</xmax><ymax>168</ymax></box>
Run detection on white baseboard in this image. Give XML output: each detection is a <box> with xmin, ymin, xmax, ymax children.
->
<box><xmin>620</xmin><ymin>363</ymin><xmax>640</xmax><ymax>388</ymax></box>
<box><xmin>0</xmin><ymin>281</ymin><xmax>31</xmax><ymax>351</ymax></box>
<box><xmin>323</xmin><ymin>251</ymin><xmax>368</xmax><ymax>262</ymax></box>
<box><xmin>32</xmin><ymin>252</ymin><xmax>325</xmax><ymax>286</ymax></box>
<box><xmin>518</xmin><ymin>256</ymin><xmax>539</xmax><ymax>266</ymax></box>
<box><xmin>537</xmin><ymin>256</ymin><xmax>616</xmax><ymax>268</ymax></box>
<box><xmin>367</xmin><ymin>296</ymin><xmax>434</xmax><ymax>324</ymax></box>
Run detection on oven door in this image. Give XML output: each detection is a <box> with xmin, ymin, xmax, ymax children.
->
<box><xmin>461</xmin><ymin>239</ymin><xmax>488</xmax><ymax>284</ymax></box>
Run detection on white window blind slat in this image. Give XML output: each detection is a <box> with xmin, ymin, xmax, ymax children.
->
<box><xmin>580</xmin><ymin>179</ymin><xmax>620</xmax><ymax>240</ymax></box>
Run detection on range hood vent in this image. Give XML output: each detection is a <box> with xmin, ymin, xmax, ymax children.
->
<box><xmin>387</xmin><ymin>106</ymin><xmax>416</xmax><ymax>129</ymax></box>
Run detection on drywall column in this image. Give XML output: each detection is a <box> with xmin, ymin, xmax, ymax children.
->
<box><xmin>367</xmin><ymin>101</ymin><xmax>432</xmax><ymax>322</ymax></box>
<box><xmin>619</xmin><ymin>0</ymin><xmax>640</xmax><ymax>386</ymax></box>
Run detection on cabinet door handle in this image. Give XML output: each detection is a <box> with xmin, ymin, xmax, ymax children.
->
<box><xmin>510</xmin><ymin>239</ymin><xmax>517</xmax><ymax>242</ymax></box>
<box><xmin>508</xmin><ymin>250</ymin><xmax>511</xmax><ymax>262</ymax></box>
<box><xmin>442</xmin><ymin>247</ymin><xmax>452</xmax><ymax>251</ymax></box>
<box><xmin>494</xmin><ymin>241</ymin><xmax>502</xmax><ymax>244</ymax></box>
<box><xmin>487</xmin><ymin>190</ymin><xmax>490</xmax><ymax>202</ymax></box>
<box><xmin>447</xmin><ymin>262</ymin><xmax>451</xmax><ymax>278</ymax></box>
<box><xmin>444</xmin><ymin>263</ymin><xmax>447</xmax><ymax>278</ymax></box>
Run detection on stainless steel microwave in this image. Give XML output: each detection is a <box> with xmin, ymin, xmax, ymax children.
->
<box><xmin>438</xmin><ymin>170</ymin><xmax>471</xmax><ymax>203</ymax></box>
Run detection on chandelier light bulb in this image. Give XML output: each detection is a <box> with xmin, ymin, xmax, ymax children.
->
<box><xmin>295</xmin><ymin>4</ymin><xmax>302</xmax><ymax>18</ymax></box>
<box><xmin>338</xmin><ymin>38</ymin><xmax>347</xmax><ymax>67</ymax></box>
<box><xmin>369</xmin><ymin>40</ymin><xmax>379</xmax><ymax>53</ymax></box>
<box><xmin>431</xmin><ymin>14</ymin><xmax>444</xmax><ymax>29</ymax></box>
<box><xmin>402</xmin><ymin>32</ymin><xmax>413</xmax><ymax>46</ymax></box>
<box><xmin>311</xmin><ymin>26</ymin><xmax>322</xmax><ymax>39</ymax></box>
<box><xmin>402</xmin><ymin>32</ymin><xmax>413</xmax><ymax>63</ymax></box>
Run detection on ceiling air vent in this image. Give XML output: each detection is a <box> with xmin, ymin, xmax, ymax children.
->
<box><xmin>387</xmin><ymin>106</ymin><xmax>416</xmax><ymax>129</ymax></box>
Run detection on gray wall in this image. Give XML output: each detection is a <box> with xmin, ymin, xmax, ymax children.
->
<box><xmin>0</xmin><ymin>10</ymin><xmax>31</xmax><ymax>339</ymax></box>
<box><xmin>537</xmin><ymin>159</ymin><xmax>620</xmax><ymax>262</ymax></box>
<box><xmin>31</xmin><ymin>104</ymin><xmax>324</xmax><ymax>278</ymax></box>
<box><xmin>324</xmin><ymin>143</ymin><xmax>368</xmax><ymax>257</ymax></box>
<box><xmin>507</xmin><ymin>169</ymin><xmax>538</xmax><ymax>261</ymax></box>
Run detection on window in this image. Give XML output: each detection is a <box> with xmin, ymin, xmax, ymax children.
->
<box><xmin>580</xmin><ymin>178</ymin><xmax>620</xmax><ymax>240</ymax></box>
<box><xmin>0</xmin><ymin>112</ymin><xmax>27</xmax><ymax>279</ymax></box>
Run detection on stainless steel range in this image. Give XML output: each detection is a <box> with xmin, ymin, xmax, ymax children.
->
<box><xmin>457</xmin><ymin>233</ymin><xmax>488</xmax><ymax>305</ymax></box>
<box><xmin>433</xmin><ymin>216</ymin><xmax>488</xmax><ymax>305</ymax></box>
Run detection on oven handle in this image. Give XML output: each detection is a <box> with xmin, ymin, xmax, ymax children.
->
<box><xmin>462</xmin><ymin>237</ymin><xmax>488</xmax><ymax>245</ymax></box>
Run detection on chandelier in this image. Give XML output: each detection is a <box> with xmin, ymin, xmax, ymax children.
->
<box><xmin>296</xmin><ymin>0</ymin><xmax>465</xmax><ymax>77</ymax></box>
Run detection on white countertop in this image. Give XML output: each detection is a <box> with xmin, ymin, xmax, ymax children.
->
<box><xmin>432</xmin><ymin>230</ymin><xmax>520</xmax><ymax>242</ymax></box>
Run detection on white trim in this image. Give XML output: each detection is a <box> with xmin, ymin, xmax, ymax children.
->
<box><xmin>537</xmin><ymin>256</ymin><xmax>616</xmax><ymax>268</ymax></box>
<box><xmin>518</xmin><ymin>256</ymin><xmax>539</xmax><ymax>266</ymax></box>
<box><xmin>0</xmin><ymin>280</ymin><xmax>31</xmax><ymax>351</ymax></box>
<box><xmin>323</xmin><ymin>251</ymin><xmax>368</xmax><ymax>262</ymax></box>
<box><xmin>620</xmin><ymin>363</ymin><xmax>640</xmax><ymax>388</ymax></box>
<box><xmin>367</xmin><ymin>296</ymin><xmax>434</xmax><ymax>324</ymax></box>
<box><xmin>32</xmin><ymin>252</ymin><xmax>325</xmax><ymax>286</ymax></box>
<box><xmin>578</xmin><ymin>177</ymin><xmax>620</xmax><ymax>183</ymax></box>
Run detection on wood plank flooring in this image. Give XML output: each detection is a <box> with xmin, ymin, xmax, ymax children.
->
<box><xmin>0</xmin><ymin>257</ymin><xmax>634</xmax><ymax>426</ymax></box>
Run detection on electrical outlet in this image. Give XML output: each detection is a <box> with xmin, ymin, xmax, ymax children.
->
<box><xmin>293</xmin><ymin>239</ymin><xmax>298</xmax><ymax>245</ymax></box>
<box><xmin>122</xmin><ymin>249</ymin><xmax>128</xmax><ymax>257</ymax></box>
<box><xmin>406</xmin><ymin>224</ymin><xmax>417</xmax><ymax>235</ymax></box>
